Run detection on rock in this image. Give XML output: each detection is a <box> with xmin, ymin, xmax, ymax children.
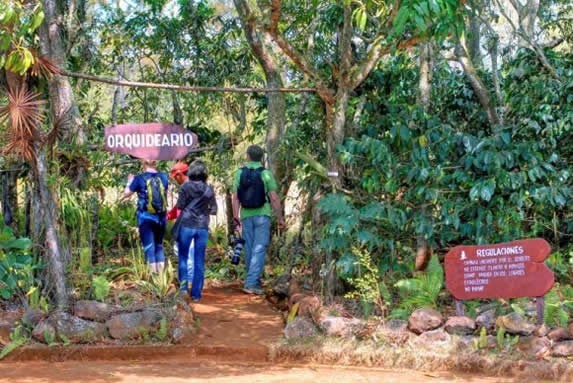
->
<box><xmin>412</xmin><ymin>329</ymin><xmax>452</xmax><ymax>348</ymax></box>
<box><xmin>496</xmin><ymin>312</ymin><xmax>535</xmax><ymax>336</ymax></box>
<box><xmin>318</xmin><ymin>316</ymin><xmax>361</xmax><ymax>338</ymax></box>
<box><xmin>272</xmin><ymin>274</ymin><xmax>290</xmax><ymax>297</ymax></box>
<box><xmin>547</xmin><ymin>327</ymin><xmax>573</xmax><ymax>342</ymax></box>
<box><xmin>74</xmin><ymin>300</ymin><xmax>114</xmax><ymax>322</ymax></box>
<box><xmin>170</xmin><ymin>327</ymin><xmax>195</xmax><ymax>344</ymax></box>
<box><xmin>106</xmin><ymin>310</ymin><xmax>164</xmax><ymax>340</ymax></box>
<box><xmin>32</xmin><ymin>321</ymin><xmax>56</xmax><ymax>343</ymax></box>
<box><xmin>374</xmin><ymin>319</ymin><xmax>412</xmax><ymax>345</ymax></box>
<box><xmin>297</xmin><ymin>296</ymin><xmax>321</xmax><ymax>318</ymax></box>
<box><xmin>444</xmin><ymin>316</ymin><xmax>476</xmax><ymax>335</ymax></box>
<box><xmin>284</xmin><ymin>317</ymin><xmax>318</xmax><ymax>339</ymax></box>
<box><xmin>408</xmin><ymin>307</ymin><xmax>443</xmax><ymax>334</ymax></box>
<box><xmin>533</xmin><ymin>323</ymin><xmax>551</xmax><ymax>337</ymax></box>
<box><xmin>517</xmin><ymin>336</ymin><xmax>551</xmax><ymax>358</ymax></box>
<box><xmin>49</xmin><ymin>312</ymin><xmax>107</xmax><ymax>343</ymax></box>
<box><xmin>0</xmin><ymin>319</ymin><xmax>15</xmax><ymax>345</ymax></box>
<box><xmin>552</xmin><ymin>341</ymin><xmax>573</xmax><ymax>357</ymax></box>
<box><xmin>476</xmin><ymin>309</ymin><xmax>496</xmax><ymax>330</ymax></box>
<box><xmin>21</xmin><ymin>309</ymin><xmax>47</xmax><ymax>328</ymax></box>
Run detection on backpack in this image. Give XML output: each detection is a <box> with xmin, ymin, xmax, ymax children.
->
<box><xmin>145</xmin><ymin>174</ymin><xmax>167</xmax><ymax>214</ymax></box>
<box><xmin>237</xmin><ymin>167</ymin><xmax>267</xmax><ymax>208</ymax></box>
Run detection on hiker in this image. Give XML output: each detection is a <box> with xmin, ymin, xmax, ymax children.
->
<box><xmin>167</xmin><ymin>161</ymin><xmax>195</xmax><ymax>291</ymax></box>
<box><xmin>174</xmin><ymin>160</ymin><xmax>217</xmax><ymax>301</ymax></box>
<box><xmin>122</xmin><ymin>159</ymin><xmax>169</xmax><ymax>273</ymax></box>
<box><xmin>232</xmin><ymin>145</ymin><xmax>285</xmax><ymax>295</ymax></box>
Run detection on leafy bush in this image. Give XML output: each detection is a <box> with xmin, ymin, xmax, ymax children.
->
<box><xmin>391</xmin><ymin>256</ymin><xmax>444</xmax><ymax>318</ymax></box>
<box><xmin>0</xmin><ymin>227</ymin><xmax>41</xmax><ymax>303</ymax></box>
<box><xmin>91</xmin><ymin>275</ymin><xmax>111</xmax><ymax>302</ymax></box>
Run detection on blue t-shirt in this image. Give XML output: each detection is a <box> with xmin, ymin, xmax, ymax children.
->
<box><xmin>129</xmin><ymin>172</ymin><xmax>169</xmax><ymax>222</ymax></box>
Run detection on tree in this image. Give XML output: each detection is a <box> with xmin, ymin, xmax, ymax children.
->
<box><xmin>0</xmin><ymin>0</ymin><xmax>69</xmax><ymax>310</ymax></box>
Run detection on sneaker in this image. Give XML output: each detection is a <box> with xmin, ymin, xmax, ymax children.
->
<box><xmin>191</xmin><ymin>297</ymin><xmax>200</xmax><ymax>302</ymax></box>
<box><xmin>242</xmin><ymin>287</ymin><xmax>265</xmax><ymax>296</ymax></box>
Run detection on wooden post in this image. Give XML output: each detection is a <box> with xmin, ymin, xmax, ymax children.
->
<box><xmin>536</xmin><ymin>296</ymin><xmax>545</xmax><ymax>325</ymax></box>
<box><xmin>455</xmin><ymin>299</ymin><xmax>465</xmax><ymax>316</ymax></box>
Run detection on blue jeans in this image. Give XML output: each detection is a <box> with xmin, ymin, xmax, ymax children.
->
<box><xmin>173</xmin><ymin>240</ymin><xmax>195</xmax><ymax>289</ymax></box>
<box><xmin>242</xmin><ymin>215</ymin><xmax>271</xmax><ymax>289</ymax></box>
<box><xmin>177</xmin><ymin>227</ymin><xmax>208</xmax><ymax>299</ymax></box>
<box><xmin>138</xmin><ymin>217</ymin><xmax>166</xmax><ymax>264</ymax></box>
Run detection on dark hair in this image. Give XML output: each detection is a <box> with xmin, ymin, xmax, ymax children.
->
<box><xmin>246</xmin><ymin>145</ymin><xmax>264</xmax><ymax>162</ymax></box>
<box><xmin>187</xmin><ymin>160</ymin><xmax>208</xmax><ymax>182</ymax></box>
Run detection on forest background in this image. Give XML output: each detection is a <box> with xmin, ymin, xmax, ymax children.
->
<box><xmin>0</xmin><ymin>0</ymin><xmax>572</xmax><ymax>328</ymax></box>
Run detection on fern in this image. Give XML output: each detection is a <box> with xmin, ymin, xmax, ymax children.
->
<box><xmin>91</xmin><ymin>275</ymin><xmax>111</xmax><ymax>302</ymax></box>
<box><xmin>391</xmin><ymin>256</ymin><xmax>443</xmax><ymax>317</ymax></box>
<box><xmin>544</xmin><ymin>284</ymin><xmax>571</xmax><ymax>327</ymax></box>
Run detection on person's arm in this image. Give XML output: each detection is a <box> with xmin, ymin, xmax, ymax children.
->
<box><xmin>209</xmin><ymin>187</ymin><xmax>218</xmax><ymax>215</ymax></box>
<box><xmin>119</xmin><ymin>174</ymin><xmax>136</xmax><ymax>202</ymax></box>
<box><xmin>231</xmin><ymin>192</ymin><xmax>241</xmax><ymax>232</ymax></box>
<box><xmin>175</xmin><ymin>186</ymin><xmax>189</xmax><ymax>210</ymax></box>
<box><xmin>268</xmin><ymin>191</ymin><xmax>285</xmax><ymax>230</ymax></box>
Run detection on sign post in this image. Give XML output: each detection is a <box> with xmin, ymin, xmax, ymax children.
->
<box><xmin>104</xmin><ymin>123</ymin><xmax>198</xmax><ymax>160</ymax></box>
<box><xmin>445</xmin><ymin>238</ymin><xmax>554</xmax><ymax>323</ymax></box>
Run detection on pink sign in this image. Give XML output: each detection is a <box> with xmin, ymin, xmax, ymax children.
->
<box><xmin>104</xmin><ymin>123</ymin><xmax>198</xmax><ymax>160</ymax></box>
<box><xmin>445</xmin><ymin>238</ymin><xmax>554</xmax><ymax>300</ymax></box>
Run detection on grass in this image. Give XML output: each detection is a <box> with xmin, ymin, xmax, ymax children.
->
<box><xmin>269</xmin><ymin>336</ymin><xmax>573</xmax><ymax>382</ymax></box>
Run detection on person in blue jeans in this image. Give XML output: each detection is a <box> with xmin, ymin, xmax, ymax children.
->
<box><xmin>175</xmin><ymin>160</ymin><xmax>217</xmax><ymax>301</ymax></box>
<box><xmin>231</xmin><ymin>145</ymin><xmax>285</xmax><ymax>295</ymax></box>
<box><xmin>122</xmin><ymin>160</ymin><xmax>169</xmax><ymax>274</ymax></box>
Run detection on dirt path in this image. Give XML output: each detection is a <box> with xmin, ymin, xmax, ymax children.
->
<box><xmin>0</xmin><ymin>285</ymin><xmax>553</xmax><ymax>382</ymax></box>
<box><xmin>191</xmin><ymin>284</ymin><xmax>284</xmax><ymax>360</ymax></box>
<box><xmin>0</xmin><ymin>360</ymin><xmax>537</xmax><ymax>383</ymax></box>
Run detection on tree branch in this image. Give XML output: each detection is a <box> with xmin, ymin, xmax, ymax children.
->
<box><xmin>60</xmin><ymin>70</ymin><xmax>316</xmax><ymax>93</ymax></box>
<box><xmin>351</xmin><ymin>36</ymin><xmax>424</xmax><ymax>89</ymax></box>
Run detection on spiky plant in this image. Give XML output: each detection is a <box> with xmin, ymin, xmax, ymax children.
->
<box><xmin>0</xmin><ymin>85</ymin><xmax>46</xmax><ymax>162</ymax></box>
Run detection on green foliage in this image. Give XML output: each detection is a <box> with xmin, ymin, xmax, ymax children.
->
<box><xmin>155</xmin><ymin>317</ymin><xmax>168</xmax><ymax>342</ymax></box>
<box><xmin>495</xmin><ymin>326</ymin><xmax>519</xmax><ymax>352</ymax></box>
<box><xmin>0</xmin><ymin>325</ymin><xmax>28</xmax><ymax>360</ymax></box>
<box><xmin>544</xmin><ymin>284</ymin><xmax>573</xmax><ymax>328</ymax></box>
<box><xmin>136</xmin><ymin>260</ymin><xmax>175</xmax><ymax>300</ymax></box>
<box><xmin>344</xmin><ymin>246</ymin><xmax>391</xmax><ymax>316</ymax></box>
<box><xmin>0</xmin><ymin>226</ymin><xmax>40</xmax><ymax>302</ymax></box>
<box><xmin>91</xmin><ymin>275</ymin><xmax>111</xmax><ymax>302</ymax></box>
<box><xmin>391</xmin><ymin>256</ymin><xmax>444</xmax><ymax>318</ymax></box>
<box><xmin>0</xmin><ymin>1</ymin><xmax>44</xmax><ymax>74</ymax></box>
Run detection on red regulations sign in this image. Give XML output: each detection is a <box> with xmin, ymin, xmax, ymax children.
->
<box><xmin>445</xmin><ymin>238</ymin><xmax>554</xmax><ymax>300</ymax></box>
<box><xmin>104</xmin><ymin>123</ymin><xmax>199</xmax><ymax>160</ymax></box>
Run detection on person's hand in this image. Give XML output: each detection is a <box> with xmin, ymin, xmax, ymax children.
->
<box><xmin>233</xmin><ymin>217</ymin><xmax>242</xmax><ymax>234</ymax></box>
<box><xmin>277</xmin><ymin>217</ymin><xmax>286</xmax><ymax>231</ymax></box>
<box><xmin>127</xmin><ymin>173</ymin><xmax>135</xmax><ymax>183</ymax></box>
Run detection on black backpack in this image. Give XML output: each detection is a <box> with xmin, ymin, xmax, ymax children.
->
<box><xmin>144</xmin><ymin>174</ymin><xmax>167</xmax><ymax>214</ymax></box>
<box><xmin>237</xmin><ymin>167</ymin><xmax>267</xmax><ymax>208</ymax></box>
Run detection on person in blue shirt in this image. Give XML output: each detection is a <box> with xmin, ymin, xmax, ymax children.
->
<box><xmin>121</xmin><ymin>159</ymin><xmax>169</xmax><ymax>274</ymax></box>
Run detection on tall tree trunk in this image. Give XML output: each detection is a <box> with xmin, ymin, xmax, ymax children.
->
<box><xmin>171</xmin><ymin>91</ymin><xmax>183</xmax><ymax>125</ymax></box>
<box><xmin>455</xmin><ymin>40</ymin><xmax>500</xmax><ymax>127</ymax></box>
<box><xmin>39</xmin><ymin>0</ymin><xmax>86</xmax><ymax>185</ymax></box>
<box><xmin>417</xmin><ymin>43</ymin><xmax>433</xmax><ymax>111</ymax></box>
<box><xmin>415</xmin><ymin>42</ymin><xmax>433</xmax><ymax>271</ymax></box>
<box><xmin>35</xmin><ymin>149</ymin><xmax>69</xmax><ymax>310</ymax></box>
<box><xmin>234</xmin><ymin>0</ymin><xmax>287</xmax><ymax>195</ymax></box>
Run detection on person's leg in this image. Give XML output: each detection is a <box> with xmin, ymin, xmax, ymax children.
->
<box><xmin>154</xmin><ymin>220</ymin><xmax>166</xmax><ymax>273</ymax></box>
<box><xmin>242</xmin><ymin>216</ymin><xmax>255</xmax><ymax>278</ymax></box>
<box><xmin>138</xmin><ymin>219</ymin><xmax>157</xmax><ymax>272</ymax></box>
<box><xmin>190</xmin><ymin>229</ymin><xmax>209</xmax><ymax>301</ymax></box>
<box><xmin>187</xmin><ymin>239</ymin><xmax>195</xmax><ymax>291</ymax></box>
<box><xmin>176</xmin><ymin>226</ymin><xmax>193</xmax><ymax>292</ymax></box>
<box><xmin>244</xmin><ymin>216</ymin><xmax>271</xmax><ymax>291</ymax></box>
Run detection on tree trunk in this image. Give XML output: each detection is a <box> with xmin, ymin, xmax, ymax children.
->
<box><xmin>2</xmin><ymin>169</ymin><xmax>19</xmax><ymax>233</ymax></box>
<box><xmin>233</xmin><ymin>0</ymin><xmax>287</xmax><ymax>196</ymax></box>
<box><xmin>455</xmin><ymin>41</ymin><xmax>500</xmax><ymax>127</ymax></box>
<box><xmin>172</xmin><ymin>91</ymin><xmax>183</xmax><ymax>125</ymax></box>
<box><xmin>39</xmin><ymin>0</ymin><xmax>86</xmax><ymax>186</ymax></box>
<box><xmin>35</xmin><ymin>149</ymin><xmax>69</xmax><ymax>310</ymax></box>
<box><xmin>417</xmin><ymin>43</ymin><xmax>433</xmax><ymax>111</ymax></box>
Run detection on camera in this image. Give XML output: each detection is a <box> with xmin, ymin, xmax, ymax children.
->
<box><xmin>229</xmin><ymin>235</ymin><xmax>245</xmax><ymax>265</ymax></box>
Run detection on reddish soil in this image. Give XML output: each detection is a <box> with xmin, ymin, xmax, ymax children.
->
<box><xmin>0</xmin><ymin>285</ymin><xmax>554</xmax><ymax>382</ymax></box>
<box><xmin>0</xmin><ymin>360</ymin><xmax>539</xmax><ymax>383</ymax></box>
